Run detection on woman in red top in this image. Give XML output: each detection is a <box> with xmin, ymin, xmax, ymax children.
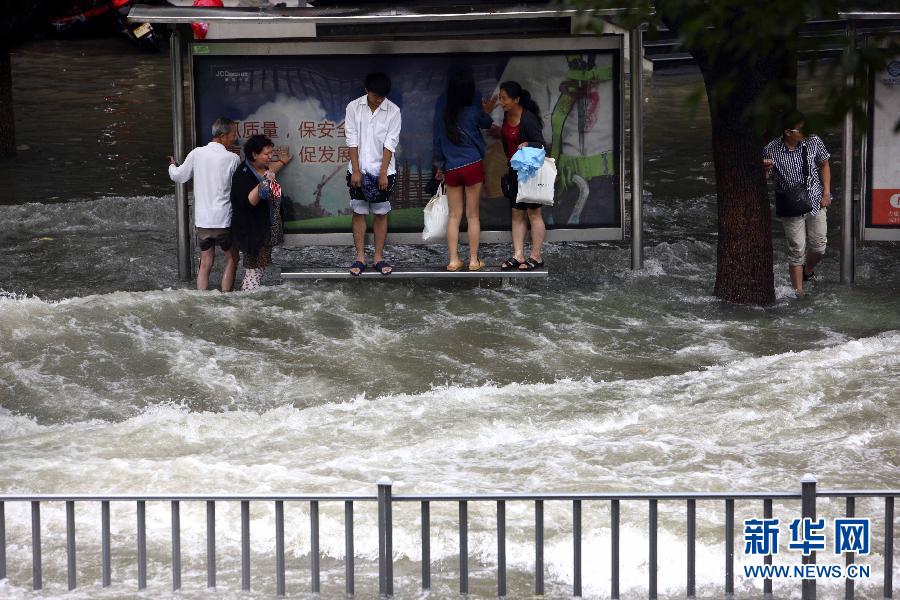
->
<box><xmin>498</xmin><ymin>81</ymin><xmax>547</xmax><ymax>271</ymax></box>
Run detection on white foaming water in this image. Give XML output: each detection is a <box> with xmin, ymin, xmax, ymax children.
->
<box><xmin>1</xmin><ymin>198</ymin><xmax>899</xmax><ymax>597</ymax></box>
<box><xmin>4</xmin><ymin>45</ymin><xmax>899</xmax><ymax>597</ymax></box>
<box><xmin>1</xmin><ymin>323</ymin><xmax>898</xmax><ymax>596</ymax></box>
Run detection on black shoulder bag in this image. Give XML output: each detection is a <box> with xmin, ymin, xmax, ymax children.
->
<box><xmin>773</xmin><ymin>144</ymin><xmax>813</xmax><ymax>218</ymax></box>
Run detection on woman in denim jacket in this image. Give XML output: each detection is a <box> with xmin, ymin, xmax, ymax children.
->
<box><xmin>434</xmin><ymin>71</ymin><xmax>497</xmax><ymax>271</ymax></box>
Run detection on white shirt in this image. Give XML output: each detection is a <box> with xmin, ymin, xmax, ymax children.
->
<box><xmin>168</xmin><ymin>141</ymin><xmax>241</xmax><ymax>228</ymax></box>
<box><xmin>344</xmin><ymin>95</ymin><xmax>402</xmax><ymax>176</ymax></box>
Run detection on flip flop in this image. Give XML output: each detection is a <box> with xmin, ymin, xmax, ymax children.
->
<box><xmin>520</xmin><ymin>258</ymin><xmax>545</xmax><ymax>271</ymax></box>
<box><xmin>446</xmin><ymin>261</ymin><xmax>465</xmax><ymax>272</ymax></box>
<box><xmin>468</xmin><ymin>259</ymin><xmax>486</xmax><ymax>272</ymax></box>
<box><xmin>349</xmin><ymin>260</ymin><xmax>366</xmax><ymax>277</ymax></box>
<box><xmin>374</xmin><ymin>260</ymin><xmax>393</xmax><ymax>276</ymax></box>
<box><xmin>500</xmin><ymin>257</ymin><xmax>523</xmax><ymax>271</ymax></box>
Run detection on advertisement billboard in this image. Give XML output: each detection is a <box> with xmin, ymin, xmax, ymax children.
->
<box><xmin>864</xmin><ymin>43</ymin><xmax>900</xmax><ymax>241</ymax></box>
<box><xmin>191</xmin><ymin>37</ymin><xmax>623</xmax><ymax>244</ymax></box>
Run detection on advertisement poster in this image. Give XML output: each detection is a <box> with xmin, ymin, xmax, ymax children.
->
<box><xmin>865</xmin><ymin>49</ymin><xmax>900</xmax><ymax>240</ymax></box>
<box><xmin>192</xmin><ymin>42</ymin><xmax>621</xmax><ymax>239</ymax></box>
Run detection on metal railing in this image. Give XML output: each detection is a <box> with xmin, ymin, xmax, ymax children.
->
<box><xmin>0</xmin><ymin>475</ymin><xmax>896</xmax><ymax>598</ymax></box>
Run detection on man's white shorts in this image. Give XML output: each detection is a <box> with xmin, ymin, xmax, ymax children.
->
<box><xmin>351</xmin><ymin>199</ymin><xmax>392</xmax><ymax>215</ymax></box>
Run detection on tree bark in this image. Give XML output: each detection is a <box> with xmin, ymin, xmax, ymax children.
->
<box><xmin>0</xmin><ymin>45</ymin><xmax>15</xmax><ymax>159</ymax></box>
<box><xmin>696</xmin><ymin>50</ymin><xmax>780</xmax><ymax>305</ymax></box>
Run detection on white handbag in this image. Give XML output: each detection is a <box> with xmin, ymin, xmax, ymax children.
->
<box><xmin>422</xmin><ymin>184</ymin><xmax>449</xmax><ymax>241</ymax></box>
<box><xmin>515</xmin><ymin>157</ymin><xmax>556</xmax><ymax>206</ymax></box>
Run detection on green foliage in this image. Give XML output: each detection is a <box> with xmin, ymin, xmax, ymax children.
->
<box><xmin>568</xmin><ymin>0</ymin><xmax>900</xmax><ymax>133</ymax></box>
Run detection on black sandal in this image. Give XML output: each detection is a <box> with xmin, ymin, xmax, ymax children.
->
<box><xmin>500</xmin><ymin>257</ymin><xmax>523</xmax><ymax>271</ymax></box>
<box><xmin>520</xmin><ymin>258</ymin><xmax>545</xmax><ymax>271</ymax></box>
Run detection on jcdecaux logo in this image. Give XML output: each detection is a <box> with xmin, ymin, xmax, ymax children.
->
<box><xmin>742</xmin><ymin>518</ymin><xmax>871</xmax><ymax>580</ymax></box>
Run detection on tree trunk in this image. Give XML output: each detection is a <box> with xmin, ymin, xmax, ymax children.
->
<box><xmin>0</xmin><ymin>45</ymin><xmax>15</xmax><ymax>159</ymax></box>
<box><xmin>697</xmin><ymin>53</ymin><xmax>779</xmax><ymax>305</ymax></box>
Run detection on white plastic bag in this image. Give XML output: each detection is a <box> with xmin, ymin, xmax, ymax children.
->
<box><xmin>515</xmin><ymin>157</ymin><xmax>557</xmax><ymax>206</ymax></box>
<box><xmin>422</xmin><ymin>184</ymin><xmax>449</xmax><ymax>241</ymax></box>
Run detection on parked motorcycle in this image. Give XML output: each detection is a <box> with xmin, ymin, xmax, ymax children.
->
<box><xmin>46</xmin><ymin>0</ymin><xmax>162</xmax><ymax>52</ymax></box>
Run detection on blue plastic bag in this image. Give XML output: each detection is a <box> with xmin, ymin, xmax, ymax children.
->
<box><xmin>510</xmin><ymin>146</ymin><xmax>546</xmax><ymax>183</ymax></box>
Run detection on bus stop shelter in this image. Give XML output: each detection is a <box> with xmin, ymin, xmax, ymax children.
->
<box><xmin>129</xmin><ymin>3</ymin><xmax>899</xmax><ymax>283</ymax></box>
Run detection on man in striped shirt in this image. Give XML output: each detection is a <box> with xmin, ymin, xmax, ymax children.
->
<box><xmin>763</xmin><ymin>112</ymin><xmax>832</xmax><ymax>297</ymax></box>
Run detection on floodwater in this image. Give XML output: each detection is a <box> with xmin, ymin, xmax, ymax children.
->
<box><xmin>0</xmin><ymin>39</ymin><xmax>898</xmax><ymax>599</ymax></box>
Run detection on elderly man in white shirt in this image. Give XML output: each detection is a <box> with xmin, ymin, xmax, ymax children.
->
<box><xmin>168</xmin><ymin>117</ymin><xmax>241</xmax><ymax>291</ymax></box>
<box><xmin>345</xmin><ymin>72</ymin><xmax>402</xmax><ymax>276</ymax></box>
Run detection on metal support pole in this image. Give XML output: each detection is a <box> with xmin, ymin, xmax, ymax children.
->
<box><xmin>801</xmin><ymin>474</ymin><xmax>817</xmax><ymax>600</ymax></box>
<box><xmin>377</xmin><ymin>477</ymin><xmax>393</xmax><ymax>596</ymax></box>
<box><xmin>629</xmin><ymin>25</ymin><xmax>645</xmax><ymax>270</ymax></box>
<box><xmin>840</xmin><ymin>22</ymin><xmax>856</xmax><ymax>284</ymax></box>
<box><xmin>170</xmin><ymin>26</ymin><xmax>191</xmax><ymax>281</ymax></box>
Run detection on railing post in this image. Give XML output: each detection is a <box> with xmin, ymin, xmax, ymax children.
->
<box><xmin>573</xmin><ymin>499</ymin><xmax>582</xmax><ymax>598</ymax></box>
<box><xmin>345</xmin><ymin>500</ymin><xmax>354</xmax><ymax>596</ymax></box>
<box><xmin>421</xmin><ymin>501</ymin><xmax>430</xmax><ymax>591</ymax></box>
<box><xmin>66</xmin><ymin>500</ymin><xmax>76</xmax><ymax>590</ymax></box>
<box><xmin>649</xmin><ymin>498</ymin><xmax>657</xmax><ymax>599</ymax></box>
<box><xmin>497</xmin><ymin>500</ymin><xmax>507</xmax><ymax>598</ymax></box>
<box><xmin>886</xmin><ymin>496</ymin><xmax>894</xmax><ymax>599</ymax></box>
<box><xmin>801</xmin><ymin>474</ymin><xmax>817</xmax><ymax>600</ymax></box>
<box><xmin>460</xmin><ymin>500</ymin><xmax>468</xmax><ymax>594</ymax></box>
<box><xmin>101</xmin><ymin>500</ymin><xmax>111</xmax><ymax>587</ymax></box>
<box><xmin>310</xmin><ymin>500</ymin><xmax>320</xmax><ymax>594</ymax></box>
<box><xmin>0</xmin><ymin>500</ymin><xmax>5</xmax><ymax>581</ymax></box>
<box><xmin>764</xmin><ymin>498</ymin><xmax>773</xmax><ymax>599</ymax></box>
<box><xmin>377</xmin><ymin>477</ymin><xmax>393</xmax><ymax>596</ymax></box>
<box><xmin>207</xmin><ymin>500</ymin><xmax>216</xmax><ymax>589</ymax></box>
<box><xmin>137</xmin><ymin>500</ymin><xmax>147</xmax><ymax>590</ymax></box>
<box><xmin>31</xmin><ymin>500</ymin><xmax>41</xmax><ymax>591</ymax></box>
<box><xmin>172</xmin><ymin>500</ymin><xmax>181</xmax><ymax>591</ymax></box>
<box><xmin>276</xmin><ymin>500</ymin><xmax>286</xmax><ymax>597</ymax></box>
<box><xmin>725</xmin><ymin>498</ymin><xmax>734</xmax><ymax>597</ymax></box>
<box><xmin>687</xmin><ymin>499</ymin><xmax>696</xmax><ymax>598</ymax></box>
<box><xmin>242</xmin><ymin>500</ymin><xmax>251</xmax><ymax>592</ymax></box>
<box><xmin>535</xmin><ymin>499</ymin><xmax>544</xmax><ymax>596</ymax></box>
<box><xmin>611</xmin><ymin>499</ymin><xmax>620</xmax><ymax>600</ymax></box>
<box><xmin>845</xmin><ymin>497</ymin><xmax>855</xmax><ymax>600</ymax></box>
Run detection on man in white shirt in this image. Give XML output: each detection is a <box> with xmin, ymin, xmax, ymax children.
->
<box><xmin>345</xmin><ymin>72</ymin><xmax>402</xmax><ymax>276</ymax></box>
<box><xmin>168</xmin><ymin>117</ymin><xmax>241</xmax><ymax>291</ymax></box>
